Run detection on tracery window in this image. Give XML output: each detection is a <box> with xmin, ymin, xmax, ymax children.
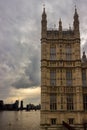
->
<box><xmin>50</xmin><ymin>70</ymin><xmax>56</xmax><ymax>86</ymax></box>
<box><xmin>50</xmin><ymin>93</ymin><xmax>57</xmax><ymax>110</ymax></box>
<box><xmin>67</xmin><ymin>94</ymin><xmax>74</xmax><ymax>110</ymax></box>
<box><xmin>66</xmin><ymin>70</ymin><xmax>72</xmax><ymax>86</ymax></box>
<box><xmin>50</xmin><ymin>47</ymin><xmax>56</xmax><ymax>60</ymax></box>
<box><xmin>66</xmin><ymin>45</ymin><xmax>72</xmax><ymax>60</ymax></box>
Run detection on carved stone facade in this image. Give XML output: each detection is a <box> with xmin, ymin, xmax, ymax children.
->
<box><xmin>41</xmin><ymin>7</ymin><xmax>87</xmax><ymax>130</ymax></box>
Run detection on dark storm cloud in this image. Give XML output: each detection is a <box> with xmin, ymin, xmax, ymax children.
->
<box><xmin>12</xmin><ymin>76</ymin><xmax>33</xmax><ymax>89</ymax></box>
<box><xmin>12</xmin><ymin>44</ymin><xmax>40</xmax><ymax>89</ymax></box>
<box><xmin>25</xmin><ymin>52</ymin><xmax>40</xmax><ymax>87</ymax></box>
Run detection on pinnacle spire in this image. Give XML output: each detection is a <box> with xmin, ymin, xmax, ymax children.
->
<box><xmin>74</xmin><ymin>5</ymin><xmax>78</xmax><ymax>19</ymax></box>
<box><xmin>42</xmin><ymin>4</ymin><xmax>46</xmax><ymax>20</ymax></box>
<box><xmin>69</xmin><ymin>24</ymin><xmax>71</xmax><ymax>30</ymax></box>
<box><xmin>59</xmin><ymin>18</ymin><xmax>62</xmax><ymax>31</ymax></box>
<box><xmin>75</xmin><ymin>5</ymin><xmax>77</xmax><ymax>13</ymax></box>
<box><xmin>73</xmin><ymin>6</ymin><xmax>80</xmax><ymax>37</ymax></box>
<box><xmin>41</xmin><ymin>4</ymin><xmax>47</xmax><ymax>39</ymax></box>
<box><xmin>43</xmin><ymin>4</ymin><xmax>45</xmax><ymax>13</ymax></box>
<box><xmin>82</xmin><ymin>51</ymin><xmax>87</xmax><ymax>62</ymax></box>
<box><xmin>59</xmin><ymin>18</ymin><xmax>62</xmax><ymax>38</ymax></box>
<box><xmin>59</xmin><ymin>18</ymin><xmax>62</xmax><ymax>24</ymax></box>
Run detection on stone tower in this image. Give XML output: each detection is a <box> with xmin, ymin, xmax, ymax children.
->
<box><xmin>41</xmin><ymin>6</ymin><xmax>87</xmax><ymax>130</ymax></box>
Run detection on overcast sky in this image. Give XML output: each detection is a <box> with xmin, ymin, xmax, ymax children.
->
<box><xmin>0</xmin><ymin>0</ymin><xmax>87</xmax><ymax>106</ymax></box>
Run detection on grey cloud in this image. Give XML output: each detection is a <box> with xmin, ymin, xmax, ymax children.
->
<box><xmin>25</xmin><ymin>52</ymin><xmax>40</xmax><ymax>87</ymax></box>
<box><xmin>12</xmin><ymin>75</ymin><xmax>32</xmax><ymax>89</ymax></box>
<box><xmin>0</xmin><ymin>0</ymin><xmax>87</xmax><ymax>102</ymax></box>
<box><xmin>11</xmin><ymin>44</ymin><xmax>40</xmax><ymax>89</ymax></box>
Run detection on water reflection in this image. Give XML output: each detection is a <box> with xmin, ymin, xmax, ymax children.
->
<box><xmin>0</xmin><ymin>111</ymin><xmax>40</xmax><ymax>130</ymax></box>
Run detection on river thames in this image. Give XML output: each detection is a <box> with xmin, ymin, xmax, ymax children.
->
<box><xmin>0</xmin><ymin>111</ymin><xmax>40</xmax><ymax>130</ymax></box>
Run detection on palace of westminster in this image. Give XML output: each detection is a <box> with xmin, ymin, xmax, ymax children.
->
<box><xmin>41</xmin><ymin>6</ymin><xmax>87</xmax><ymax>130</ymax></box>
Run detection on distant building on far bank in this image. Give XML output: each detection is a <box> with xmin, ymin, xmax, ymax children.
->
<box><xmin>20</xmin><ymin>100</ymin><xmax>23</xmax><ymax>110</ymax></box>
<box><xmin>0</xmin><ymin>100</ymin><xmax>19</xmax><ymax>111</ymax></box>
<box><xmin>41</xmin><ymin>6</ymin><xmax>87</xmax><ymax>130</ymax></box>
<box><xmin>0</xmin><ymin>100</ymin><xmax>4</xmax><ymax>110</ymax></box>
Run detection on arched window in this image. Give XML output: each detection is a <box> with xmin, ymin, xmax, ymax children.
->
<box><xmin>50</xmin><ymin>46</ymin><xmax>56</xmax><ymax>60</ymax></box>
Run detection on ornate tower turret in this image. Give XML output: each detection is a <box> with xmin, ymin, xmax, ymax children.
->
<box><xmin>41</xmin><ymin>6</ymin><xmax>47</xmax><ymax>39</ymax></box>
<box><xmin>41</xmin><ymin>7</ymin><xmax>87</xmax><ymax>130</ymax></box>
<box><xmin>73</xmin><ymin>6</ymin><xmax>80</xmax><ymax>38</ymax></box>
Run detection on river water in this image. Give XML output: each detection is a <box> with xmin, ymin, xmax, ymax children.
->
<box><xmin>0</xmin><ymin>111</ymin><xmax>40</xmax><ymax>130</ymax></box>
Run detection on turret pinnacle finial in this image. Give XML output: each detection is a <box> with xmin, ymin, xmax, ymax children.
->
<box><xmin>73</xmin><ymin>5</ymin><xmax>79</xmax><ymax>37</ymax></box>
<box><xmin>59</xmin><ymin>18</ymin><xmax>62</xmax><ymax>34</ymax></box>
<box><xmin>43</xmin><ymin>3</ymin><xmax>45</xmax><ymax>8</ymax></box>
<box><xmin>41</xmin><ymin>3</ymin><xmax>47</xmax><ymax>39</ymax></box>
<box><xmin>82</xmin><ymin>50</ymin><xmax>87</xmax><ymax>62</ymax></box>
<box><xmin>75</xmin><ymin>5</ymin><xmax>76</xmax><ymax>11</ymax></box>
<box><xmin>59</xmin><ymin>18</ymin><xmax>62</xmax><ymax>26</ymax></box>
<box><xmin>42</xmin><ymin>3</ymin><xmax>46</xmax><ymax>16</ymax></box>
<box><xmin>59</xmin><ymin>18</ymin><xmax>61</xmax><ymax>22</ymax></box>
<box><xmin>69</xmin><ymin>24</ymin><xmax>71</xmax><ymax>30</ymax></box>
<box><xmin>42</xmin><ymin>3</ymin><xmax>46</xmax><ymax>19</ymax></box>
<box><xmin>74</xmin><ymin>5</ymin><xmax>78</xmax><ymax>17</ymax></box>
<box><xmin>43</xmin><ymin>3</ymin><xmax>45</xmax><ymax>13</ymax></box>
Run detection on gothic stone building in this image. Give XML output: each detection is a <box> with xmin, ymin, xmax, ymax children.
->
<box><xmin>41</xmin><ymin>7</ymin><xmax>87</xmax><ymax>130</ymax></box>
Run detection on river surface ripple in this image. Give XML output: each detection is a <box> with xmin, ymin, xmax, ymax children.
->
<box><xmin>0</xmin><ymin>111</ymin><xmax>40</xmax><ymax>130</ymax></box>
